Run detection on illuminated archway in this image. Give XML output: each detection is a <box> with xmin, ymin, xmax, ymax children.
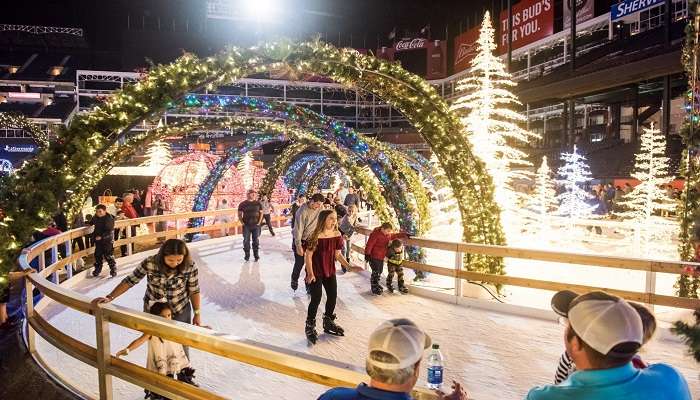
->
<box><xmin>0</xmin><ymin>40</ymin><xmax>504</xmax><ymax>286</ymax></box>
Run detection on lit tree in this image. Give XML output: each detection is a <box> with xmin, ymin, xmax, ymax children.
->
<box><xmin>617</xmin><ymin>124</ymin><xmax>675</xmax><ymax>255</ymax></box>
<box><xmin>238</xmin><ymin>152</ymin><xmax>254</xmax><ymax>191</ymax></box>
<box><xmin>528</xmin><ymin>156</ymin><xmax>558</xmax><ymax>233</ymax></box>
<box><xmin>557</xmin><ymin>146</ymin><xmax>596</xmax><ymax>223</ymax></box>
<box><xmin>451</xmin><ymin>11</ymin><xmax>540</xmax><ymax>212</ymax></box>
<box><xmin>140</xmin><ymin>139</ymin><xmax>172</xmax><ymax>171</ymax></box>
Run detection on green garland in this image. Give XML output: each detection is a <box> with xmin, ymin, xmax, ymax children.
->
<box><xmin>677</xmin><ymin>3</ymin><xmax>700</xmax><ymax>298</ymax></box>
<box><xmin>259</xmin><ymin>142</ymin><xmax>308</xmax><ymax>196</ymax></box>
<box><xmin>0</xmin><ymin>40</ymin><xmax>504</xmax><ymax>290</ymax></box>
<box><xmin>0</xmin><ymin>113</ymin><xmax>50</xmax><ymax>149</ymax></box>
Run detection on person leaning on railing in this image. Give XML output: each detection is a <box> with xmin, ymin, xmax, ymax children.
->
<box><xmin>91</xmin><ymin>239</ymin><xmax>202</xmax><ymax>357</ymax></box>
<box><xmin>317</xmin><ymin>318</ymin><xmax>468</xmax><ymax>400</ymax></box>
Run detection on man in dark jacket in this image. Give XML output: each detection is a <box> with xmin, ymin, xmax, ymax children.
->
<box><xmin>90</xmin><ymin>204</ymin><xmax>117</xmax><ymax>278</ymax></box>
<box><xmin>343</xmin><ymin>187</ymin><xmax>360</xmax><ymax>209</ymax></box>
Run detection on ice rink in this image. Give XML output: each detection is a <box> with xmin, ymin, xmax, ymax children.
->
<box><xmin>34</xmin><ymin>229</ymin><xmax>699</xmax><ymax>399</ymax></box>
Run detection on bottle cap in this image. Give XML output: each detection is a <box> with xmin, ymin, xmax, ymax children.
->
<box><xmin>432</xmin><ymin>344</ymin><xmax>439</xmax><ymax>349</ymax></box>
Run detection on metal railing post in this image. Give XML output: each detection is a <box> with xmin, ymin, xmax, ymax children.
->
<box><xmin>94</xmin><ymin>305</ymin><xmax>113</xmax><ymax>400</ymax></box>
<box><xmin>454</xmin><ymin>250</ymin><xmax>463</xmax><ymax>304</ymax></box>
<box><xmin>64</xmin><ymin>240</ymin><xmax>73</xmax><ymax>279</ymax></box>
<box><xmin>50</xmin><ymin>245</ymin><xmax>58</xmax><ymax>283</ymax></box>
<box><xmin>126</xmin><ymin>224</ymin><xmax>133</xmax><ymax>256</ymax></box>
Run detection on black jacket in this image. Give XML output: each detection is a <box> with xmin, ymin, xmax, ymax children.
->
<box><xmin>91</xmin><ymin>214</ymin><xmax>115</xmax><ymax>241</ymax></box>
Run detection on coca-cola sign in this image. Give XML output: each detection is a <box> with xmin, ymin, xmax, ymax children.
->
<box><xmin>395</xmin><ymin>38</ymin><xmax>427</xmax><ymax>51</ymax></box>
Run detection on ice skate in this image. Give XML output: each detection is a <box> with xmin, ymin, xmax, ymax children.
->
<box><xmin>323</xmin><ymin>314</ymin><xmax>344</xmax><ymax>336</ymax></box>
<box><xmin>398</xmin><ymin>285</ymin><xmax>409</xmax><ymax>294</ymax></box>
<box><xmin>305</xmin><ymin>319</ymin><xmax>318</xmax><ymax>344</ymax></box>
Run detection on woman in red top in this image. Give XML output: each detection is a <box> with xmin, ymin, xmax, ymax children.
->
<box><xmin>304</xmin><ymin>209</ymin><xmax>351</xmax><ymax>345</ymax></box>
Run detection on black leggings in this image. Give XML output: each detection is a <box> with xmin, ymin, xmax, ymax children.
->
<box><xmin>307</xmin><ymin>274</ymin><xmax>337</xmax><ymax>321</ymax></box>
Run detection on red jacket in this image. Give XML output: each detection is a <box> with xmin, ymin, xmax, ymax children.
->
<box><xmin>365</xmin><ymin>227</ymin><xmax>408</xmax><ymax>261</ymax></box>
<box><xmin>122</xmin><ymin>202</ymin><xmax>139</xmax><ymax>219</ymax></box>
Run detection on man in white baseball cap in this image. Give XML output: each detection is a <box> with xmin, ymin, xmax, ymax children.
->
<box><xmin>318</xmin><ymin>318</ymin><xmax>468</xmax><ymax>400</ymax></box>
<box><xmin>527</xmin><ymin>291</ymin><xmax>691</xmax><ymax>400</ymax></box>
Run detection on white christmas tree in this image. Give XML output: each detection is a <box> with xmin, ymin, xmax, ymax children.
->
<box><xmin>528</xmin><ymin>156</ymin><xmax>558</xmax><ymax>233</ymax></box>
<box><xmin>238</xmin><ymin>152</ymin><xmax>254</xmax><ymax>191</ymax></box>
<box><xmin>140</xmin><ymin>140</ymin><xmax>172</xmax><ymax>171</ymax></box>
<box><xmin>450</xmin><ymin>11</ymin><xmax>540</xmax><ymax>212</ymax></box>
<box><xmin>617</xmin><ymin>124</ymin><xmax>675</xmax><ymax>254</ymax></box>
<box><xmin>557</xmin><ymin>145</ymin><xmax>597</xmax><ymax>224</ymax></box>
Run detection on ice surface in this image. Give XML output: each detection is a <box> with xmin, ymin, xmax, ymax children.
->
<box><xmin>35</xmin><ymin>230</ymin><xmax>699</xmax><ymax>399</ymax></box>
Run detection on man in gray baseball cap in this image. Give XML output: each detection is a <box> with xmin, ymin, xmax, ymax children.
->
<box><xmin>317</xmin><ymin>318</ymin><xmax>468</xmax><ymax>400</ymax></box>
<box><xmin>527</xmin><ymin>291</ymin><xmax>691</xmax><ymax>400</ymax></box>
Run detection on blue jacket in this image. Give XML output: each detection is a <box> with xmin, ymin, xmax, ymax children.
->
<box><xmin>526</xmin><ymin>362</ymin><xmax>692</xmax><ymax>400</ymax></box>
<box><xmin>318</xmin><ymin>383</ymin><xmax>412</xmax><ymax>400</ymax></box>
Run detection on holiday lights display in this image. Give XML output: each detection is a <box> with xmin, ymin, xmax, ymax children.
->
<box><xmin>259</xmin><ymin>142</ymin><xmax>308</xmax><ymax>196</ymax></box>
<box><xmin>451</xmin><ymin>12</ymin><xmax>539</xmax><ymax>214</ymax></box>
<box><xmin>177</xmin><ymin>95</ymin><xmax>431</xmax><ymax>233</ymax></box>
<box><xmin>140</xmin><ymin>139</ymin><xmax>172</xmax><ymax>173</ymax></box>
<box><xmin>284</xmin><ymin>154</ymin><xmax>324</xmax><ymax>190</ymax></box>
<box><xmin>556</xmin><ymin>146</ymin><xmax>597</xmax><ymax>224</ymax></box>
<box><xmin>0</xmin><ymin>112</ymin><xmax>50</xmax><ymax>149</ymax></box>
<box><xmin>677</xmin><ymin>3</ymin><xmax>700</xmax><ymax>298</ymax></box>
<box><xmin>0</xmin><ymin>39</ymin><xmax>504</xmax><ymax>289</ymax></box>
<box><xmin>238</xmin><ymin>152</ymin><xmax>254</xmax><ymax>191</ymax></box>
<box><xmin>298</xmin><ymin>156</ymin><xmax>328</xmax><ymax>197</ymax></box>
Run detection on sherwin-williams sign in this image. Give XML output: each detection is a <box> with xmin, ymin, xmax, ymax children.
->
<box><xmin>611</xmin><ymin>0</ymin><xmax>664</xmax><ymax>21</ymax></box>
<box><xmin>499</xmin><ymin>0</ymin><xmax>554</xmax><ymax>52</ymax></box>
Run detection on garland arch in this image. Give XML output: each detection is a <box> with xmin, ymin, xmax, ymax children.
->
<box><xmin>0</xmin><ymin>40</ymin><xmax>504</xmax><ymax>288</ymax></box>
<box><xmin>0</xmin><ymin>113</ymin><xmax>50</xmax><ymax>149</ymax></box>
<box><xmin>284</xmin><ymin>154</ymin><xmax>325</xmax><ymax>190</ymax></box>
<box><xmin>259</xmin><ymin>142</ymin><xmax>311</xmax><ymax>196</ymax></box>
<box><xmin>179</xmin><ymin>95</ymin><xmax>431</xmax><ymax>233</ymax></box>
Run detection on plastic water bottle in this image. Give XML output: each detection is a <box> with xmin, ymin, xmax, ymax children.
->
<box><xmin>426</xmin><ymin>343</ymin><xmax>444</xmax><ymax>390</ymax></box>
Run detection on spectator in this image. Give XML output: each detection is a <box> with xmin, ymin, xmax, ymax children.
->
<box><xmin>552</xmin><ymin>290</ymin><xmax>658</xmax><ymax>384</ymax></box>
<box><xmin>238</xmin><ymin>190</ymin><xmax>263</xmax><ymax>262</ymax></box>
<box><xmin>89</xmin><ymin>204</ymin><xmax>117</xmax><ymax>278</ymax></box>
<box><xmin>624</xmin><ymin>182</ymin><xmax>633</xmax><ymax>194</ymax></box>
<box><xmin>84</xmin><ymin>214</ymin><xmax>94</xmax><ymax>248</ymax></box>
<box><xmin>526</xmin><ymin>291</ymin><xmax>691</xmax><ymax>400</ymax></box>
<box><xmin>365</xmin><ymin>223</ymin><xmax>409</xmax><ymax>295</ymax></box>
<box><xmin>335</xmin><ymin>183</ymin><xmax>349</xmax><ymax>204</ymax></box>
<box><xmin>42</xmin><ymin>222</ymin><xmax>62</xmax><ymax>237</ymax></box>
<box><xmin>92</xmin><ymin>239</ymin><xmax>202</xmax><ymax>357</ymax></box>
<box><xmin>343</xmin><ymin>187</ymin><xmax>360</xmax><ymax>209</ymax></box>
<box><xmin>72</xmin><ymin>210</ymin><xmax>86</xmax><ymax>252</ymax></box>
<box><xmin>292</xmin><ymin>193</ymin><xmax>325</xmax><ymax>292</ymax></box>
<box><xmin>131</xmin><ymin>189</ymin><xmax>144</xmax><ymax>217</ymax></box>
<box><xmin>53</xmin><ymin>204</ymin><xmax>68</xmax><ymax>233</ymax></box>
<box><xmin>121</xmin><ymin>193</ymin><xmax>139</xmax><ymax>255</ymax></box>
<box><xmin>0</xmin><ymin>268</ymin><xmax>33</xmax><ymax>328</ymax></box>
<box><xmin>318</xmin><ymin>319</ymin><xmax>468</xmax><ymax>400</ymax></box>
<box><xmin>259</xmin><ymin>194</ymin><xmax>276</xmax><ymax>236</ymax></box>
<box><xmin>290</xmin><ymin>194</ymin><xmax>306</xmax><ymax>229</ymax></box>
<box><xmin>152</xmin><ymin>194</ymin><xmax>168</xmax><ymax>242</ymax></box>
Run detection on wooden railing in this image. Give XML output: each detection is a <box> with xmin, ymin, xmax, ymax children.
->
<box><xmin>18</xmin><ymin>209</ymin><xmax>439</xmax><ymax>400</ymax></box>
<box><xmin>352</xmin><ymin>226</ymin><xmax>700</xmax><ymax>310</ymax></box>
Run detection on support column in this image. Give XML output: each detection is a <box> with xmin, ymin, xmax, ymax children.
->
<box><xmin>632</xmin><ymin>84</ymin><xmax>640</xmax><ymax>141</ymax></box>
<box><xmin>562</xmin><ymin>101</ymin><xmax>569</xmax><ymax>146</ymax></box>
<box><xmin>568</xmin><ymin>98</ymin><xmax>576</xmax><ymax>146</ymax></box>
<box><xmin>665</xmin><ymin>0</ymin><xmax>672</xmax><ymax>48</ymax></box>
<box><xmin>612</xmin><ymin>103</ymin><xmax>622</xmax><ymax>140</ymax></box>
<box><xmin>543</xmin><ymin>117</ymin><xmax>548</xmax><ymax>147</ymax></box>
<box><xmin>570</xmin><ymin>0</ymin><xmax>577</xmax><ymax>71</ymax></box>
<box><xmin>662</xmin><ymin>75</ymin><xmax>671</xmax><ymax>136</ymax></box>
<box><xmin>526</xmin><ymin>50</ymin><xmax>531</xmax><ymax>80</ymax></box>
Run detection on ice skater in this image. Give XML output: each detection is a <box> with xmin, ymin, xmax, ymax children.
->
<box><xmin>116</xmin><ymin>302</ymin><xmax>197</xmax><ymax>399</ymax></box>
<box><xmin>90</xmin><ymin>204</ymin><xmax>117</xmax><ymax>278</ymax></box>
<box><xmin>303</xmin><ymin>209</ymin><xmax>351</xmax><ymax>344</ymax></box>
<box><xmin>364</xmin><ymin>222</ymin><xmax>409</xmax><ymax>295</ymax></box>
<box><xmin>386</xmin><ymin>239</ymin><xmax>408</xmax><ymax>294</ymax></box>
<box><xmin>259</xmin><ymin>194</ymin><xmax>275</xmax><ymax>236</ymax></box>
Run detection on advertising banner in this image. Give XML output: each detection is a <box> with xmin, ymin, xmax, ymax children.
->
<box><xmin>394</xmin><ymin>38</ymin><xmax>428</xmax><ymax>52</ymax></box>
<box><xmin>499</xmin><ymin>0</ymin><xmax>554</xmax><ymax>53</ymax></box>
<box><xmin>454</xmin><ymin>26</ymin><xmax>480</xmax><ymax>73</ymax></box>
<box><xmin>564</xmin><ymin>0</ymin><xmax>595</xmax><ymax>29</ymax></box>
<box><xmin>611</xmin><ymin>0</ymin><xmax>664</xmax><ymax>21</ymax></box>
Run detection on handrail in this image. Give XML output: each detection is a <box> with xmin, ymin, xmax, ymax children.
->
<box><xmin>353</xmin><ymin>226</ymin><xmax>700</xmax><ymax>310</ymax></box>
<box><xmin>18</xmin><ymin>209</ymin><xmax>438</xmax><ymax>400</ymax></box>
